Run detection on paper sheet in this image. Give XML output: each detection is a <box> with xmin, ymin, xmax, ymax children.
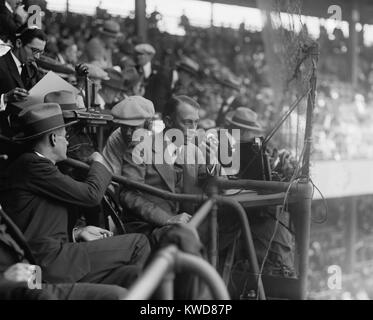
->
<box><xmin>12</xmin><ymin>71</ymin><xmax>79</xmax><ymax>111</ymax></box>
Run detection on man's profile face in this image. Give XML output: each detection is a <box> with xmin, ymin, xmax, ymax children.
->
<box><xmin>53</xmin><ymin>127</ymin><xmax>69</xmax><ymax>162</ymax></box>
<box><xmin>120</xmin><ymin>124</ymin><xmax>146</xmax><ymax>147</ymax></box>
<box><xmin>20</xmin><ymin>38</ymin><xmax>46</xmax><ymax>63</ymax></box>
<box><xmin>135</xmin><ymin>52</ymin><xmax>153</xmax><ymax>67</ymax></box>
<box><xmin>173</xmin><ymin>103</ymin><xmax>199</xmax><ymax>144</ymax></box>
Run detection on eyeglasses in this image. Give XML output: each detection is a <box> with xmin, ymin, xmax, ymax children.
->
<box><xmin>25</xmin><ymin>44</ymin><xmax>44</xmax><ymax>56</ymax></box>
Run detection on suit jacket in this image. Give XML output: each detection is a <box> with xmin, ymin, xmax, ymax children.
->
<box><xmin>0</xmin><ymin>152</ymin><xmax>112</xmax><ymax>282</ymax></box>
<box><xmin>0</xmin><ymin>52</ymin><xmax>40</xmax><ymax>137</ymax></box>
<box><xmin>0</xmin><ymin>4</ymin><xmax>23</xmax><ymax>43</ymax></box>
<box><xmin>0</xmin><ymin>208</ymin><xmax>36</xmax><ymax>274</ymax></box>
<box><xmin>142</xmin><ymin>64</ymin><xmax>172</xmax><ymax>114</ymax></box>
<box><xmin>104</xmin><ymin>130</ymin><xmax>208</xmax><ymax>227</ymax></box>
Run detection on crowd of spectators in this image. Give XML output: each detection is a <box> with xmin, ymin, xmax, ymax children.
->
<box><xmin>36</xmin><ymin>3</ymin><xmax>373</xmax><ymax>161</ymax></box>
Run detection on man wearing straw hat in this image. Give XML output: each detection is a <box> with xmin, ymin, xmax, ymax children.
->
<box><xmin>0</xmin><ymin>102</ymin><xmax>150</xmax><ymax>288</ymax></box>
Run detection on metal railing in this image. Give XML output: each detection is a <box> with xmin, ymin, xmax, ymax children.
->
<box><xmin>63</xmin><ymin>158</ymin><xmax>313</xmax><ymax>300</ymax></box>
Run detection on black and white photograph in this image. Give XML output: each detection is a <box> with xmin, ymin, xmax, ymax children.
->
<box><xmin>0</xmin><ymin>0</ymin><xmax>372</xmax><ymax>307</ymax></box>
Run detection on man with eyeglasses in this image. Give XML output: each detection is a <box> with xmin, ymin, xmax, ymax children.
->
<box><xmin>0</xmin><ymin>27</ymin><xmax>47</xmax><ymax>139</ymax></box>
<box><xmin>0</xmin><ymin>102</ymin><xmax>150</xmax><ymax>289</ymax></box>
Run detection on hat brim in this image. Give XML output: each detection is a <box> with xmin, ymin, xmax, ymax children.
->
<box><xmin>112</xmin><ymin>119</ymin><xmax>145</xmax><ymax>126</ymax></box>
<box><xmin>13</xmin><ymin>120</ymin><xmax>79</xmax><ymax>142</ymax></box>
<box><xmin>225</xmin><ymin>113</ymin><xmax>263</xmax><ymax>132</ymax></box>
<box><xmin>98</xmin><ymin>27</ymin><xmax>122</xmax><ymax>38</ymax></box>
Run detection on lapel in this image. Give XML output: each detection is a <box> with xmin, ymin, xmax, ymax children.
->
<box><xmin>3</xmin><ymin>52</ymin><xmax>25</xmax><ymax>88</ymax></box>
<box><xmin>152</xmin><ymin>135</ymin><xmax>175</xmax><ymax>192</ymax></box>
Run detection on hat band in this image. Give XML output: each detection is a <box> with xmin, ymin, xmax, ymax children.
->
<box><xmin>102</xmin><ymin>27</ymin><xmax>119</xmax><ymax>35</ymax></box>
<box><xmin>231</xmin><ymin>116</ymin><xmax>260</xmax><ymax>128</ymax></box>
<box><xmin>59</xmin><ymin>103</ymin><xmax>78</xmax><ymax>111</ymax></box>
<box><xmin>23</xmin><ymin>114</ymin><xmax>65</xmax><ymax>137</ymax></box>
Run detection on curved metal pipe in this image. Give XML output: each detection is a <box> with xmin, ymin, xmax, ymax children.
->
<box><xmin>63</xmin><ymin>158</ymin><xmax>208</xmax><ymax>203</ymax></box>
<box><xmin>176</xmin><ymin>251</ymin><xmax>230</xmax><ymax>300</ymax></box>
<box><xmin>216</xmin><ymin>197</ymin><xmax>266</xmax><ymax>300</ymax></box>
<box><xmin>125</xmin><ymin>245</ymin><xmax>177</xmax><ymax>300</ymax></box>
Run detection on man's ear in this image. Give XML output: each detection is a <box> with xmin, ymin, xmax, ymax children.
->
<box><xmin>163</xmin><ymin>115</ymin><xmax>173</xmax><ymax>129</ymax></box>
<box><xmin>49</xmin><ymin>133</ymin><xmax>57</xmax><ymax>147</ymax></box>
<box><xmin>15</xmin><ymin>39</ymin><xmax>23</xmax><ymax>49</ymax></box>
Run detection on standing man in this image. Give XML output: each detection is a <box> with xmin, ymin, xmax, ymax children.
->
<box><xmin>215</xmin><ymin>76</ymin><xmax>241</xmax><ymax>127</ymax></box>
<box><xmin>0</xmin><ymin>0</ymin><xmax>28</xmax><ymax>44</ymax></box>
<box><xmin>85</xmin><ymin>20</ymin><xmax>121</xmax><ymax>69</ymax></box>
<box><xmin>134</xmin><ymin>43</ymin><xmax>172</xmax><ymax>114</ymax></box>
<box><xmin>0</xmin><ymin>102</ymin><xmax>150</xmax><ymax>287</ymax></box>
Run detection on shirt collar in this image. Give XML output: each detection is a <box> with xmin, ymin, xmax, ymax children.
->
<box><xmin>10</xmin><ymin>51</ymin><xmax>22</xmax><ymax>73</ymax></box>
<box><xmin>34</xmin><ymin>151</ymin><xmax>46</xmax><ymax>158</ymax></box>
<box><xmin>226</xmin><ymin>95</ymin><xmax>235</xmax><ymax>105</ymax></box>
<box><xmin>5</xmin><ymin>2</ymin><xmax>13</xmax><ymax>13</ymax></box>
<box><xmin>143</xmin><ymin>62</ymin><xmax>152</xmax><ymax>79</ymax></box>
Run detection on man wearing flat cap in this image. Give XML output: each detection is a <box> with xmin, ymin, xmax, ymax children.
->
<box><xmin>134</xmin><ymin>43</ymin><xmax>172</xmax><ymax>114</ymax></box>
<box><xmin>85</xmin><ymin>20</ymin><xmax>121</xmax><ymax>69</ymax></box>
<box><xmin>103</xmin><ymin>96</ymin><xmax>155</xmax><ymax>176</ymax></box>
<box><xmin>0</xmin><ymin>102</ymin><xmax>150</xmax><ymax>288</ymax></box>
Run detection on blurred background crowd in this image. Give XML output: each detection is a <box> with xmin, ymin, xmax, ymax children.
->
<box><xmin>2</xmin><ymin>0</ymin><xmax>373</xmax><ymax>299</ymax></box>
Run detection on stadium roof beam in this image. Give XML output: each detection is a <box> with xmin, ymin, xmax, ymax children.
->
<box><xmin>195</xmin><ymin>0</ymin><xmax>373</xmax><ymax>25</ymax></box>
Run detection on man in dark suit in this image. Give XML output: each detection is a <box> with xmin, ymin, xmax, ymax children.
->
<box><xmin>0</xmin><ymin>0</ymin><xmax>28</xmax><ymax>43</ymax></box>
<box><xmin>215</xmin><ymin>76</ymin><xmax>241</xmax><ymax>127</ymax></box>
<box><xmin>0</xmin><ymin>27</ymin><xmax>47</xmax><ymax>140</ymax></box>
<box><xmin>134</xmin><ymin>43</ymin><xmax>172</xmax><ymax>114</ymax></box>
<box><xmin>0</xmin><ymin>207</ymin><xmax>128</xmax><ymax>300</ymax></box>
<box><xmin>0</xmin><ymin>102</ymin><xmax>150</xmax><ymax>287</ymax></box>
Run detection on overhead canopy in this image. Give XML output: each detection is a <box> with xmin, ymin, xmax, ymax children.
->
<box><xmin>196</xmin><ymin>0</ymin><xmax>373</xmax><ymax>25</ymax></box>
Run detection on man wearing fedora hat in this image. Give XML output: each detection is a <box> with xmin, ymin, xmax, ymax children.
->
<box><xmin>85</xmin><ymin>20</ymin><xmax>122</xmax><ymax>69</ymax></box>
<box><xmin>0</xmin><ymin>102</ymin><xmax>150</xmax><ymax>288</ymax></box>
<box><xmin>223</xmin><ymin>107</ymin><xmax>296</xmax><ymax>280</ymax></box>
<box><xmin>172</xmin><ymin>56</ymin><xmax>201</xmax><ymax>99</ymax></box>
<box><xmin>215</xmin><ymin>76</ymin><xmax>241</xmax><ymax>127</ymax></box>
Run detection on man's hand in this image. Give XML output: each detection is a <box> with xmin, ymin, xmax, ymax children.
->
<box><xmin>74</xmin><ymin>226</ymin><xmax>113</xmax><ymax>242</ymax></box>
<box><xmin>75</xmin><ymin>64</ymin><xmax>89</xmax><ymax>77</ymax></box>
<box><xmin>3</xmin><ymin>88</ymin><xmax>29</xmax><ymax>104</ymax></box>
<box><xmin>87</xmin><ymin>152</ymin><xmax>113</xmax><ymax>173</ymax></box>
<box><xmin>14</xmin><ymin>5</ymin><xmax>28</xmax><ymax>25</ymax></box>
<box><xmin>203</xmin><ymin>133</ymin><xmax>219</xmax><ymax>165</ymax></box>
<box><xmin>88</xmin><ymin>151</ymin><xmax>105</xmax><ymax>164</ymax></box>
<box><xmin>4</xmin><ymin>263</ymin><xmax>35</xmax><ymax>283</ymax></box>
<box><xmin>166</xmin><ymin>213</ymin><xmax>192</xmax><ymax>225</ymax></box>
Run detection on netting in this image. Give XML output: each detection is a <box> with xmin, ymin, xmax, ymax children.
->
<box><xmin>257</xmin><ymin>0</ymin><xmax>317</xmax><ymax>157</ymax></box>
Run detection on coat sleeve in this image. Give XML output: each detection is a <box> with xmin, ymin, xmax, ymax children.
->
<box><xmin>27</xmin><ymin>159</ymin><xmax>113</xmax><ymax>208</ymax></box>
<box><xmin>118</xmin><ymin>151</ymin><xmax>173</xmax><ymax>227</ymax></box>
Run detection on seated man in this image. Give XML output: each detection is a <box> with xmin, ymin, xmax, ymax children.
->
<box><xmin>104</xmin><ymin>95</ymin><xmax>238</xmax><ymax>250</ymax></box>
<box><xmin>224</xmin><ymin>107</ymin><xmax>296</xmax><ymax>278</ymax></box>
<box><xmin>0</xmin><ymin>207</ymin><xmax>127</xmax><ymax>300</ymax></box>
<box><xmin>0</xmin><ymin>102</ymin><xmax>150</xmax><ymax>287</ymax></box>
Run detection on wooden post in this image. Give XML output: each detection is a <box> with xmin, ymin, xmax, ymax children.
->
<box><xmin>349</xmin><ymin>0</ymin><xmax>359</xmax><ymax>90</ymax></box>
<box><xmin>135</xmin><ymin>0</ymin><xmax>147</xmax><ymax>42</ymax></box>
<box><xmin>345</xmin><ymin>196</ymin><xmax>357</xmax><ymax>274</ymax></box>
